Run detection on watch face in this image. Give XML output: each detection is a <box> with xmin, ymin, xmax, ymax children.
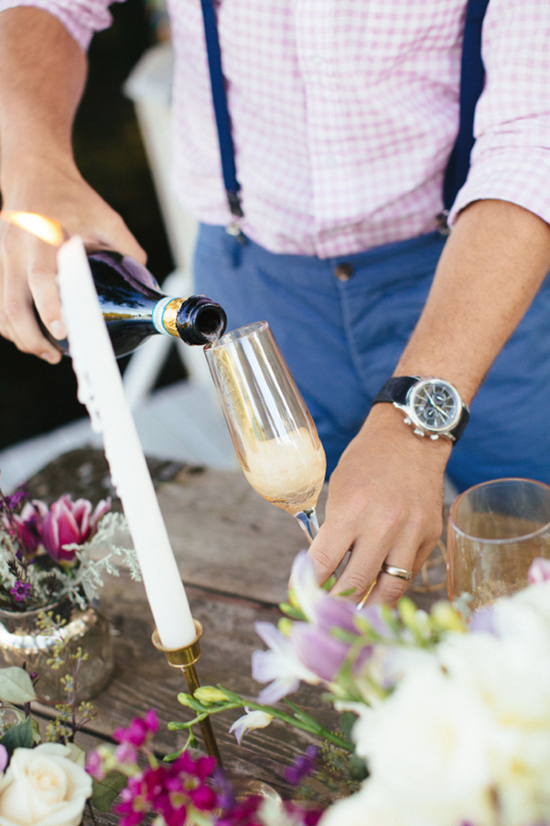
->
<box><xmin>408</xmin><ymin>379</ymin><xmax>460</xmax><ymax>433</ymax></box>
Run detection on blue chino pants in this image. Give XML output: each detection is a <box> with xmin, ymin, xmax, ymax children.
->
<box><xmin>193</xmin><ymin>224</ymin><xmax>550</xmax><ymax>491</ymax></box>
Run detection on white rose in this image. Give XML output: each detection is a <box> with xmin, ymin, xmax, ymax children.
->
<box><xmin>356</xmin><ymin>667</ymin><xmax>498</xmax><ymax>826</ymax></box>
<box><xmin>0</xmin><ymin>743</ymin><xmax>92</xmax><ymax>826</ymax></box>
<box><xmin>320</xmin><ymin>782</ymin><xmax>408</xmax><ymax>826</ymax></box>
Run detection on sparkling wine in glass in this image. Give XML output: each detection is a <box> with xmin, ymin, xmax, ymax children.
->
<box><xmin>447</xmin><ymin>477</ymin><xmax>550</xmax><ymax>618</ymax></box>
<box><xmin>205</xmin><ymin>321</ymin><xmax>326</xmax><ymax>541</ymax></box>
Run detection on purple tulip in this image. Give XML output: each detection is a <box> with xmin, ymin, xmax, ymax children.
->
<box><xmin>10</xmin><ymin>500</ymin><xmax>48</xmax><ymax>558</ymax></box>
<box><xmin>41</xmin><ymin>494</ymin><xmax>110</xmax><ymax>564</ymax></box>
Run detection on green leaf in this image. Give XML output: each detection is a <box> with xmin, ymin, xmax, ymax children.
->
<box><xmin>339</xmin><ymin>710</ymin><xmax>358</xmax><ymax>747</ymax></box>
<box><xmin>0</xmin><ymin>667</ymin><xmax>37</xmax><ymax>704</ymax></box>
<box><xmin>278</xmin><ymin>602</ymin><xmax>307</xmax><ymax>621</ymax></box>
<box><xmin>0</xmin><ymin>716</ymin><xmax>35</xmax><ymax>756</ymax></box>
<box><xmin>348</xmin><ymin>751</ymin><xmax>369</xmax><ymax>781</ymax></box>
<box><xmin>91</xmin><ymin>771</ymin><xmax>128</xmax><ymax>812</ymax></box>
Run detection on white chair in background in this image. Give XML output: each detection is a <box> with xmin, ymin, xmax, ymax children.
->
<box><xmin>122</xmin><ymin>43</ymin><xmax>236</xmax><ymax>468</ymax></box>
<box><xmin>122</xmin><ymin>42</ymin><xmax>212</xmax><ymax>407</ymax></box>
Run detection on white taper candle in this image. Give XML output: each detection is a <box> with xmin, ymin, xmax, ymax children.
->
<box><xmin>57</xmin><ymin>236</ymin><xmax>196</xmax><ymax>648</ymax></box>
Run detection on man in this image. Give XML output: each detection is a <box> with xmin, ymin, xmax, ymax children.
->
<box><xmin>1</xmin><ymin>0</ymin><xmax>549</xmax><ymax>606</ymax></box>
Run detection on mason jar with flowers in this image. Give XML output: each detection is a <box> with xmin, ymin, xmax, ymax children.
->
<box><xmin>0</xmin><ymin>486</ymin><xmax>139</xmax><ymax>704</ymax></box>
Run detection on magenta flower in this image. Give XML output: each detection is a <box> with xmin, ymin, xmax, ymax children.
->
<box><xmin>113</xmin><ymin>752</ymin><xmax>219</xmax><ymax>826</ymax></box>
<box><xmin>86</xmin><ymin>750</ymin><xmax>106</xmax><ymax>781</ymax></box>
<box><xmin>115</xmin><ymin>743</ymin><xmax>139</xmax><ymax>766</ymax></box>
<box><xmin>528</xmin><ymin>557</ymin><xmax>550</xmax><ymax>584</ymax></box>
<box><xmin>10</xmin><ymin>581</ymin><xmax>31</xmax><ymax>602</ymax></box>
<box><xmin>0</xmin><ymin>745</ymin><xmax>8</xmax><ymax>773</ymax></box>
<box><xmin>41</xmin><ymin>494</ymin><xmax>110</xmax><ymax>564</ymax></box>
<box><xmin>113</xmin><ymin>709</ymin><xmax>159</xmax><ymax>748</ymax></box>
<box><xmin>10</xmin><ymin>500</ymin><xmax>48</xmax><ymax>558</ymax></box>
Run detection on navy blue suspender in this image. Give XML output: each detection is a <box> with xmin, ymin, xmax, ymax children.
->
<box><xmin>199</xmin><ymin>0</ymin><xmax>491</xmax><ymax>230</ymax></box>
<box><xmin>200</xmin><ymin>0</ymin><xmax>243</xmax><ymax>221</ymax></box>
<box><xmin>443</xmin><ymin>0</ymin><xmax>491</xmax><ymax>213</ymax></box>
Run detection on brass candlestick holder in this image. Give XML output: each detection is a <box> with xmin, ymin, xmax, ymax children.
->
<box><xmin>152</xmin><ymin>619</ymin><xmax>222</xmax><ymax>765</ymax></box>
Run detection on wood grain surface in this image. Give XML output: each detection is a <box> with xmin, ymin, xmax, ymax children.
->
<box><xmin>21</xmin><ymin>449</ymin><xmax>447</xmax><ymax>822</ymax></box>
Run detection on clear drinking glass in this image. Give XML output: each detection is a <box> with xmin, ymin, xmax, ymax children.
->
<box><xmin>447</xmin><ymin>477</ymin><xmax>550</xmax><ymax>616</ymax></box>
<box><xmin>205</xmin><ymin>321</ymin><xmax>326</xmax><ymax>541</ymax></box>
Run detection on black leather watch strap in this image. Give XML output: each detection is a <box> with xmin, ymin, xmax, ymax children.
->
<box><xmin>449</xmin><ymin>406</ymin><xmax>470</xmax><ymax>442</ymax></box>
<box><xmin>372</xmin><ymin>376</ymin><xmax>419</xmax><ymax>406</ymax></box>
<box><xmin>372</xmin><ymin>376</ymin><xmax>470</xmax><ymax>444</ymax></box>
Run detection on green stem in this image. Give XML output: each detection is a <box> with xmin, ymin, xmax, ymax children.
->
<box><xmin>175</xmin><ymin>688</ymin><xmax>352</xmax><ymax>753</ymax></box>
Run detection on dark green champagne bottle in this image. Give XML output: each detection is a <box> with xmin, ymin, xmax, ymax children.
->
<box><xmin>39</xmin><ymin>250</ymin><xmax>227</xmax><ymax>358</ymax></box>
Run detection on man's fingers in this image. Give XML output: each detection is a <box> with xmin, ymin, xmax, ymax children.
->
<box><xmin>83</xmin><ymin>212</ymin><xmax>147</xmax><ymax>266</ymax></box>
<box><xmin>29</xmin><ymin>261</ymin><xmax>66</xmax><ymax>342</ymax></box>
<box><xmin>1</xmin><ymin>242</ymin><xmax>62</xmax><ymax>361</ymax></box>
<box><xmin>307</xmin><ymin>519</ymin><xmax>356</xmax><ymax>587</ymax></box>
<box><xmin>365</xmin><ymin>538</ymin><xmax>437</xmax><ymax>607</ymax></box>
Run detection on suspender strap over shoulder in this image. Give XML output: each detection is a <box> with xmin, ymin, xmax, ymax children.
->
<box><xmin>200</xmin><ymin>0</ymin><xmax>243</xmax><ymax>219</ymax></box>
<box><xmin>200</xmin><ymin>0</ymin><xmax>491</xmax><ymax>226</ymax></box>
<box><xmin>442</xmin><ymin>0</ymin><xmax>491</xmax><ymax>212</ymax></box>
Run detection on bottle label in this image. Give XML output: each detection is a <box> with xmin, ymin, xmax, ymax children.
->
<box><xmin>152</xmin><ymin>297</ymin><xmax>179</xmax><ymax>337</ymax></box>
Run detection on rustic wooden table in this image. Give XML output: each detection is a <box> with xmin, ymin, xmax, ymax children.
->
<box><xmin>24</xmin><ymin>448</ymin><xmax>447</xmax><ymax>822</ymax></box>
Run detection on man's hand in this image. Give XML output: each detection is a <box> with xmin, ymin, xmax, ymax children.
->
<box><xmin>309</xmin><ymin>404</ymin><xmax>450</xmax><ymax>605</ymax></box>
<box><xmin>308</xmin><ymin>200</ymin><xmax>550</xmax><ymax>607</ymax></box>
<box><xmin>0</xmin><ymin>7</ymin><xmax>146</xmax><ymax>363</ymax></box>
<box><xmin>0</xmin><ymin>163</ymin><xmax>146</xmax><ymax>363</ymax></box>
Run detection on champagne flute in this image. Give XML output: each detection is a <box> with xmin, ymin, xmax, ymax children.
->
<box><xmin>205</xmin><ymin>321</ymin><xmax>326</xmax><ymax>541</ymax></box>
<box><xmin>447</xmin><ymin>477</ymin><xmax>550</xmax><ymax>618</ymax></box>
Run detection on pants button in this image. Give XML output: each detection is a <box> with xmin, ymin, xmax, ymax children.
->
<box><xmin>335</xmin><ymin>263</ymin><xmax>354</xmax><ymax>282</ymax></box>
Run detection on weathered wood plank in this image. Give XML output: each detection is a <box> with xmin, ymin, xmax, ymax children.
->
<box><xmin>34</xmin><ymin>573</ymin><xmax>340</xmax><ymax>800</ymax></box>
<box><xmin>19</xmin><ymin>447</ymin><xmax>448</xmax><ymax>822</ymax></box>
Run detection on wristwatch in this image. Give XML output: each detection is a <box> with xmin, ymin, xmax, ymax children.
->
<box><xmin>372</xmin><ymin>376</ymin><xmax>470</xmax><ymax>444</ymax></box>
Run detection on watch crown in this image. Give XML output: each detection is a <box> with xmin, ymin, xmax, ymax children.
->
<box><xmin>403</xmin><ymin>417</ymin><xmax>412</xmax><ymax>426</ymax></box>
<box><xmin>413</xmin><ymin>427</ymin><xmax>426</xmax><ymax>438</ymax></box>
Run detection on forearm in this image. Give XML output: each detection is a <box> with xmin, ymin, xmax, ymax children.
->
<box><xmin>395</xmin><ymin>199</ymin><xmax>550</xmax><ymax>404</ymax></box>
<box><xmin>310</xmin><ymin>199</ymin><xmax>550</xmax><ymax>605</ymax></box>
<box><xmin>0</xmin><ymin>6</ymin><xmax>145</xmax><ymax>360</ymax></box>
<box><xmin>0</xmin><ymin>7</ymin><xmax>87</xmax><ymax>191</ymax></box>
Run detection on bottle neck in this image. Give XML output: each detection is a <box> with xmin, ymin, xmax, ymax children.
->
<box><xmin>152</xmin><ymin>297</ymin><xmax>182</xmax><ymax>338</ymax></box>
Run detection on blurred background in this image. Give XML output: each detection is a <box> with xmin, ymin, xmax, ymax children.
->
<box><xmin>0</xmin><ymin>0</ymin><xmax>180</xmax><ymax>452</ymax></box>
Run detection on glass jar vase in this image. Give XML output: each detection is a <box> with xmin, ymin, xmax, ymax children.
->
<box><xmin>0</xmin><ymin>600</ymin><xmax>114</xmax><ymax>704</ymax></box>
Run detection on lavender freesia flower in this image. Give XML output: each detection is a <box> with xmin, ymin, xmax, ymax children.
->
<box><xmin>290</xmin><ymin>621</ymin><xmax>354</xmax><ymax>683</ymax></box>
<box><xmin>253</xmin><ymin>554</ymin><xmax>381</xmax><ymax>699</ymax></box>
<box><xmin>252</xmin><ymin>622</ymin><xmax>320</xmax><ymax>703</ymax></box>
<box><xmin>290</xmin><ymin>549</ymin><xmax>325</xmax><ymax>621</ymax></box>
<box><xmin>229</xmin><ymin>708</ymin><xmax>274</xmax><ymax>744</ymax></box>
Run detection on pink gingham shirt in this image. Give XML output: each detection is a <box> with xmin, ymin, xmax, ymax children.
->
<box><xmin>3</xmin><ymin>0</ymin><xmax>550</xmax><ymax>257</ymax></box>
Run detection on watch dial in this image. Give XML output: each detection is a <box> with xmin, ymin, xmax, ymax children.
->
<box><xmin>411</xmin><ymin>381</ymin><xmax>459</xmax><ymax>431</ymax></box>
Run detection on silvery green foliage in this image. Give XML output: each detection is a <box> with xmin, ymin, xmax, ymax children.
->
<box><xmin>50</xmin><ymin>513</ymin><xmax>141</xmax><ymax>609</ymax></box>
<box><xmin>0</xmin><ymin>512</ymin><xmax>140</xmax><ymax>609</ymax></box>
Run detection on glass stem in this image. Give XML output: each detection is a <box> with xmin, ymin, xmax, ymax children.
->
<box><xmin>294</xmin><ymin>508</ymin><xmax>319</xmax><ymax>543</ymax></box>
